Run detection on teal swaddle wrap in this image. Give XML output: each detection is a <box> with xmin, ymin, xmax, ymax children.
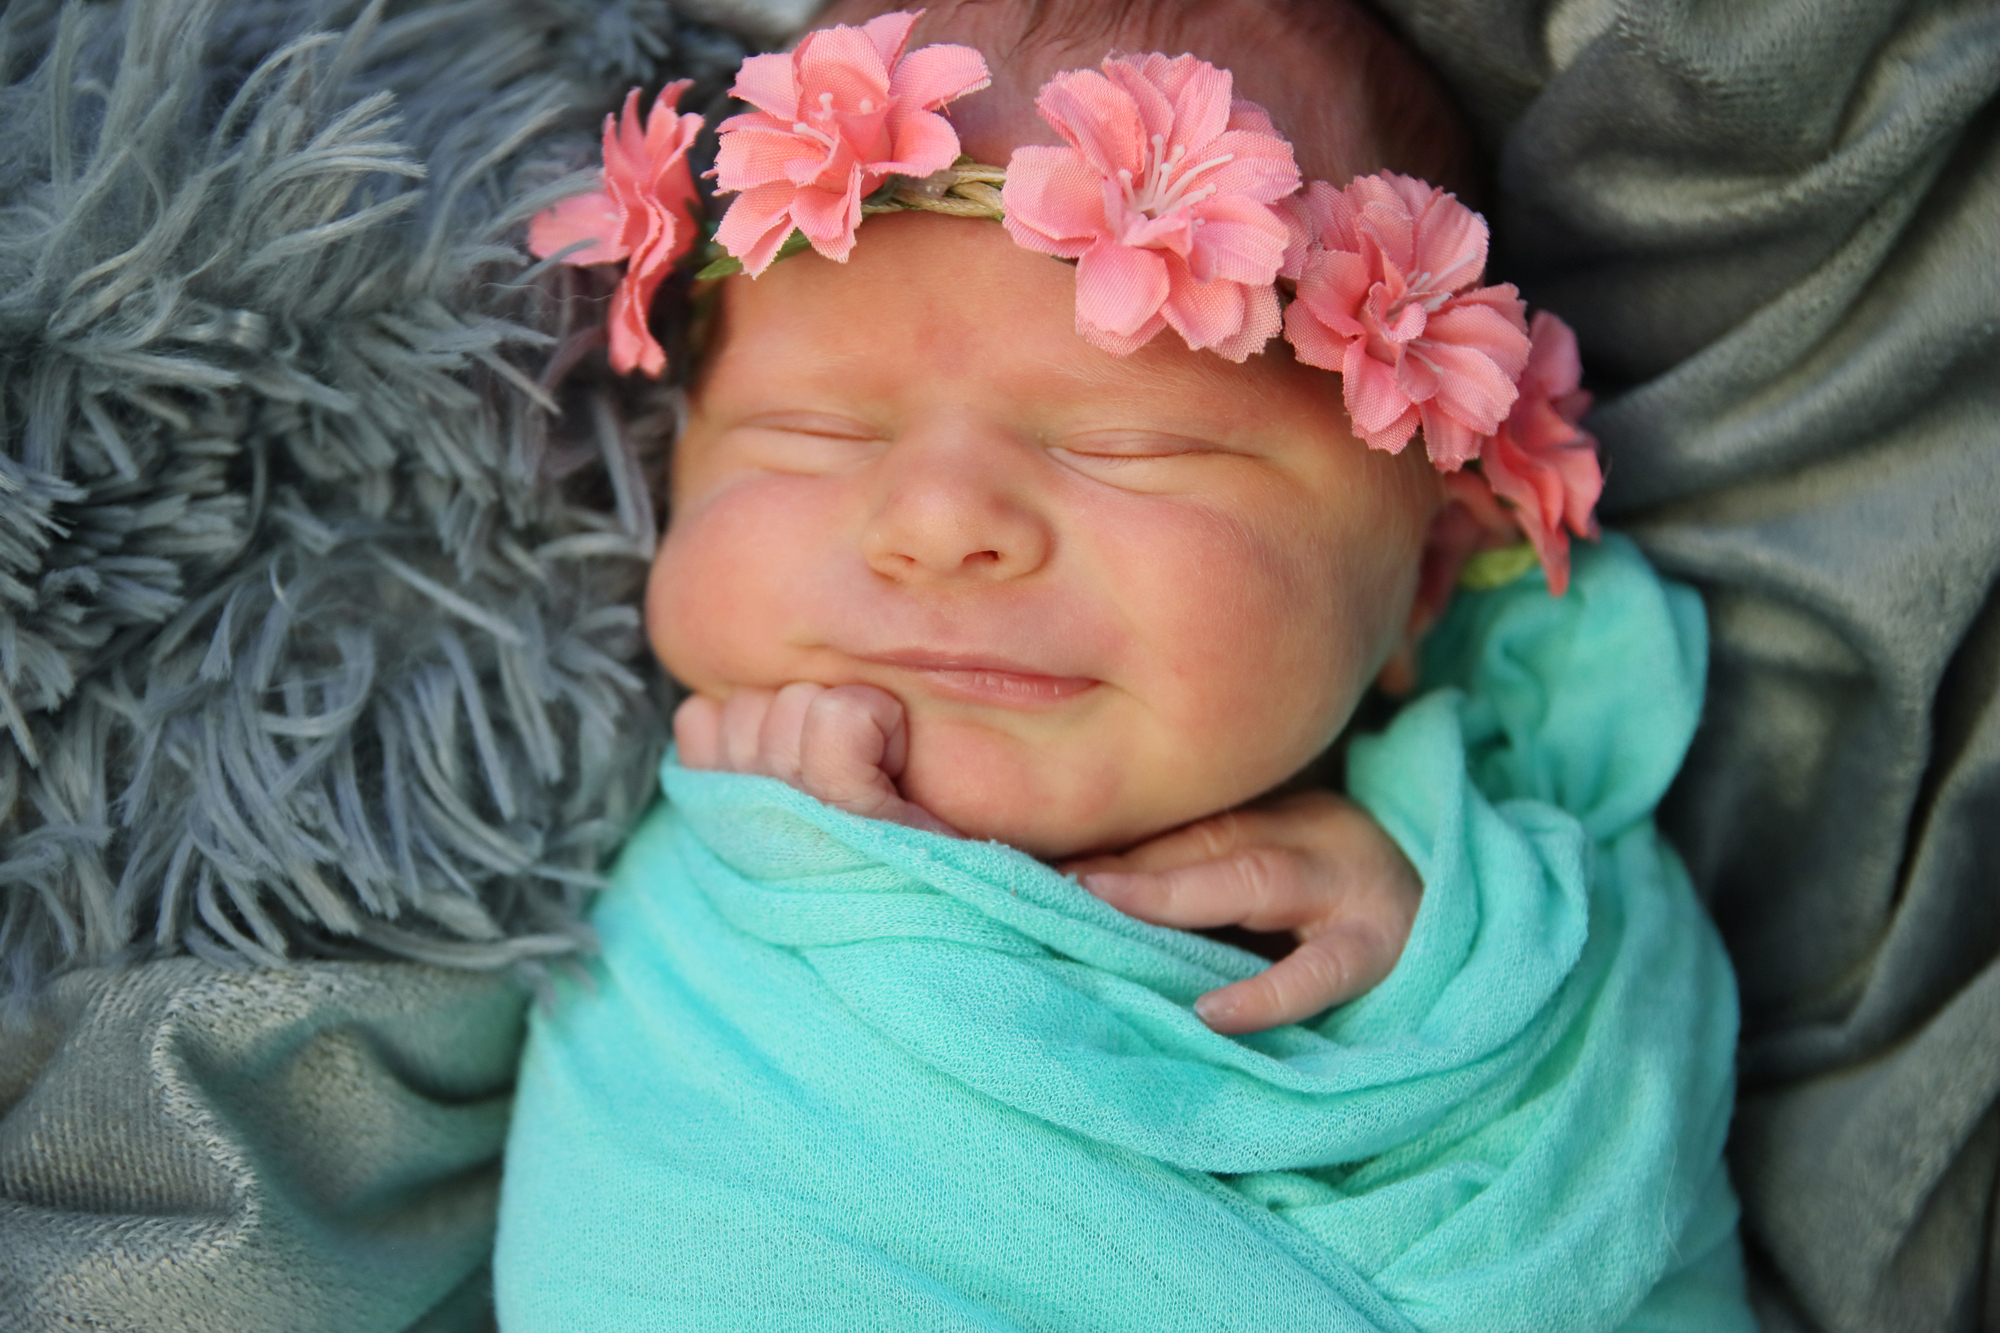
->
<box><xmin>495</xmin><ymin>534</ymin><xmax>1754</xmax><ymax>1332</ymax></box>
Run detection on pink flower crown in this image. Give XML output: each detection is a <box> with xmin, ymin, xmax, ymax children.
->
<box><xmin>528</xmin><ymin>10</ymin><xmax>1602</xmax><ymax>594</ymax></box>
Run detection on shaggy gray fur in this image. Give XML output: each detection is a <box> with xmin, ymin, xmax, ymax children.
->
<box><xmin>0</xmin><ymin>0</ymin><xmax>742</xmax><ymax>1005</ymax></box>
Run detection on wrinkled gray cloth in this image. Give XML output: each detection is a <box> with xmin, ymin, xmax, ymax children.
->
<box><xmin>0</xmin><ymin>960</ymin><xmax>525</xmax><ymax>1331</ymax></box>
<box><xmin>1369</xmin><ymin>0</ymin><xmax>2000</xmax><ymax>1329</ymax></box>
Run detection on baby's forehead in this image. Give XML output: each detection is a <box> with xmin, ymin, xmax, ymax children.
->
<box><xmin>700</xmin><ymin>213</ymin><xmax>1312</xmax><ymax>407</ymax></box>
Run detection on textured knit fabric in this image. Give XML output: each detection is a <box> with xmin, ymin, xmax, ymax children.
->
<box><xmin>1366</xmin><ymin>2</ymin><xmax>2000</xmax><ymax>1327</ymax></box>
<box><xmin>495</xmin><ymin>535</ymin><xmax>1752</xmax><ymax>1333</ymax></box>
<box><xmin>0</xmin><ymin>959</ymin><xmax>525</xmax><ymax>1331</ymax></box>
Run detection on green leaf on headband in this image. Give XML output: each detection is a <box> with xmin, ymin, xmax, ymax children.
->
<box><xmin>1459</xmin><ymin>541</ymin><xmax>1540</xmax><ymax>591</ymax></box>
<box><xmin>694</xmin><ymin>228</ymin><xmax>812</xmax><ymax>281</ymax></box>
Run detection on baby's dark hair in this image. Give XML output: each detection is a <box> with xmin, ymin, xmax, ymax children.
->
<box><xmin>815</xmin><ymin>0</ymin><xmax>1478</xmax><ymax>200</ymax></box>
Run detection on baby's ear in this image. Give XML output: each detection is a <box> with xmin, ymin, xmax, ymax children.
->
<box><xmin>1375</xmin><ymin>474</ymin><xmax>1518</xmax><ymax>696</ymax></box>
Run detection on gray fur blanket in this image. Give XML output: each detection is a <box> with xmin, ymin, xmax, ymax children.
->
<box><xmin>2</xmin><ymin>0</ymin><xmax>1995</xmax><ymax>1329</ymax></box>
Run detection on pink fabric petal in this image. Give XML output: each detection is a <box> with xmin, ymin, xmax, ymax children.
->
<box><xmin>882</xmin><ymin>109</ymin><xmax>963</xmax><ymax>179</ymax></box>
<box><xmin>1451</xmin><ymin>282</ymin><xmax>1532</xmax><ymax>340</ymax></box>
<box><xmin>1555</xmin><ymin>440</ymin><xmax>1605</xmax><ymax>537</ymax></box>
<box><xmin>528</xmin><ymin>190</ymin><xmax>628</xmax><ymax>263</ymax></box>
<box><xmin>1298</xmin><ymin>179</ymin><xmax>1360</xmax><ymax>254</ymax></box>
<box><xmin>999</xmin><ymin>146</ymin><xmax>1102</xmax><ymax>257</ymax></box>
<box><xmin>1417</xmin><ymin>404</ymin><xmax>1484</xmax><ymax>471</ymax></box>
<box><xmin>606</xmin><ymin>282</ymin><xmax>665</xmax><ymax>378</ymax></box>
<box><xmin>860</xmin><ymin>9</ymin><xmax>919</xmax><ymax>67</ymax></box>
<box><xmin>1370</xmin><ymin>287</ymin><xmax>1427</xmax><ymax>347</ymax></box>
<box><xmin>1226</xmin><ymin>99</ymin><xmax>1279</xmax><ymax>137</ymax></box>
<box><xmin>789</xmin><ymin>175</ymin><xmax>864</xmax><ymax>262</ymax></box>
<box><xmin>1427</xmin><ymin>297</ymin><xmax>1531</xmax><ymax>379</ymax></box>
<box><xmin>1208</xmin><ymin>282</ymin><xmax>1283</xmax><ymax>362</ymax></box>
<box><xmin>714</xmin><ymin>182</ymin><xmax>799</xmax><ymax>275</ymax></box>
<box><xmin>1408</xmin><ymin>187</ymin><xmax>1489</xmax><ymax>293</ymax></box>
<box><xmin>1078</xmin><ymin>311</ymin><xmax>1167</xmax><ymax>357</ymax></box>
<box><xmin>1185</xmin><ymin>194</ymin><xmax>1288</xmax><ymax>284</ymax></box>
<box><xmin>730</xmin><ymin>51</ymin><xmax>800</xmax><ymax>118</ymax></box>
<box><xmin>1281</xmin><ymin>299</ymin><xmax>1349</xmax><ymax>373</ymax></box>
<box><xmin>643</xmin><ymin>81</ymin><xmax>695</xmax><ymax>158</ymax></box>
<box><xmin>1202</xmin><ymin>127</ymin><xmax>1302</xmax><ymax>203</ymax></box>
<box><xmin>1161</xmin><ymin>56</ymin><xmax>1232</xmax><ymax>159</ymax></box>
<box><xmin>1344</xmin><ymin>342</ymin><xmax>1419</xmax><ymax>449</ymax></box>
<box><xmin>1104</xmin><ymin>57</ymin><xmax>1178</xmax><ymax>149</ymax></box>
<box><xmin>1422</xmin><ymin>336</ymin><xmax>1522</xmax><ymax>434</ymax></box>
<box><xmin>1522</xmin><ymin>309</ymin><xmax>1583</xmax><ymax>400</ymax></box>
<box><xmin>796</xmin><ymin>24</ymin><xmax>893</xmax><ymax>110</ymax></box>
<box><xmin>888</xmin><ymin>42</ymin><xmax>991</xmax><ymax>113</ymax></box>
<box><xmin>1134</xmin><ymin>52</ymin><xmax>1197</xmax><ymax>105</ymax></box>
<box><xmin>1277</xmin><ymin>194</ymin><xmax>1312</xmax><ymax>279</ymax></box>
<box><xmin>714</xmin><ymin>120</ymin><xmax>820</xmax><ymax>192</ymax></box>
<box><xmin>650</xmin><ymin>157</ymin><xmax>700</xmax><ymax>247</ymax></box>
<box><xmin>1483</xmin><ymin>436</ymin><xmax>1574</xmax><ymax>594</ymax></box>
<box><xmin>784</xmin><ymin>140</ymin><xmax>849</xmax><ymax>189</ymax></box>
<box><xmin>1075</xmin><ymin>241</ymin><xmax>1170</xmax><ymax>339</ymax></box>
<box><xmin>1394</xmin><ymin>347</ymin><xmax>1442</xmax><ymax>406</ymax></box>
<box><xmin>1491</xmin><ymin>310</ymin><xmax>1603</xmax><ymax>546</ymax></box>
<box><xmin>601</xmin><ymin>89</ymin><xmax>645</xmax><ymax>183</ymax></box>
<box><xmin>1296</xmin><ymin>249</ymin><xmax>1370</xmax><ymax>339</ymax></box>
<box><xmin>1036</xmin><ymin>68</ymin><xmax>1143</xmax><ymax>178</ymax></box>
<box><xmin>1161</xmin><ymin>262</ymin><xmax>1247</xmax><ymax>352</ymax></box>
<box><xmin>1117</xmin><ymin>206</ymin><xmax>1193</xmax><ymax>255</ymax></box>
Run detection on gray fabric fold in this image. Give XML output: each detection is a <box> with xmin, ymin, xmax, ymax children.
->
<box><xmin>1371</xmin><ymin>0</ymin><xmax>2000</xmax><ymax>1328</ymax></box>
<box><xmin>0</xmin><ymin>959</ymin><xmax>526</xmax><ymax>1332</ymax></box>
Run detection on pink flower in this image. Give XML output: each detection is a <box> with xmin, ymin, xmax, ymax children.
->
<box><xmin>1002</xmin><ymin>54</ymin><xmax>1301</xmax><ymax>361</ymax></box>
<box><xmin>1481</xmin><ymin>311</ymin><xmax>1603</xmax><ymax>596</ymax></box>
<box><xmin>529</xmin><ymin>82</ymin><xmax>703</xmax><ymax>377</ymax></box>
<box><xmin>1282</xmin><ymin>173</ymin><xmax>1530</xmax><ymax>468</ymax></box>
<box><xmin>711</xmin><ymin>11</ymin><xmax>991</xmax><ymax>274</ymax></box>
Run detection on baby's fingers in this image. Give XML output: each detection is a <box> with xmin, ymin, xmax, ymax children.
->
<box><xmin>1194</xmin><ymin>921</ymin><xmax>1398</xmax><ymax>1034</ymax></box>
<box><xmin>672</xmin><ymin>694</ymin><xmax>723</xmax><ymax>769</ymax></box>
<box><xmin>715</xmin><ymin>687</ymin><xmax>780</xmax><ymax>772</ymax></box>
<box><xmin>1079</xmin><ymin>847</ymin><xmax>1315</xmax><ymax>933</ymax></box>
<box><xmin>797</xmin><ymin>685</ymin><xmax>956</xmax><ymax>836</ymax></box>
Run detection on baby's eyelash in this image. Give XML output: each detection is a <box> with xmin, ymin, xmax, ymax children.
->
<box><xmin>740</xmin><ymin>413</ymin><xmax>880</xmax><ymax>440</ymax></box>
<box><xmin>1053</xmin><ymin>432</ymin><xmax>1220</xmax><ymax>459</ymax></box>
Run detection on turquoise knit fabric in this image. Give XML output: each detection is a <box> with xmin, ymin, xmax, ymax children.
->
<box><xmin>495</xmin><ymin>533</ymin><xmax>1754</xmax><ymax>1332</ymax></box>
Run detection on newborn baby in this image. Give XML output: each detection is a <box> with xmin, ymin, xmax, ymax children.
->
<box><xmin>656</xmin><ymin>0</ymin><xmax>1503</xmax><ymax>1033</ymax></box>
<box><xmin>656</xmin><ymin>205</ymin><xmax>1451</xmax><ymax>1031</ymax></box>
<box><xmin>497</xmin><ymin>2</ymin><xmax>1754</xmax><ymax>1328</ymax></box>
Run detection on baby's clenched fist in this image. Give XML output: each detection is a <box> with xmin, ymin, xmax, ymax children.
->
<box><xmin>673</xmin><ymin>684</ymin><xmax>958</xmax><ymax>836</ymax></box>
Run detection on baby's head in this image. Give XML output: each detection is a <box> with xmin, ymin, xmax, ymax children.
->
<box><xmin>645</xmin><ymin>0</ymin><xmax>1508</xmax><ymax>859</ymax></box>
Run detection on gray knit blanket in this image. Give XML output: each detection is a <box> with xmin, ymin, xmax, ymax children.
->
<box><xmin>2</xmin><ymin>0</ymin><xmax>1995</xmax><ymax>1330</ymax></box>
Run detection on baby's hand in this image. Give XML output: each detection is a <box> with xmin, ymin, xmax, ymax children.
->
<box><xmin>673</xmin><ymin>684</ymin><xmax>958</xmax><ymax>836</ymax></box>
<box><xmin>1064</xmin><ymin>791</ymin><xmax>1421</xmax><ymax>1035</ymax></box>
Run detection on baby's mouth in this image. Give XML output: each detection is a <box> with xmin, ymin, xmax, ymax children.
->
<box><xmin>860</xmin><ymin>651</ymin><xmax>1099</xmax><ymax>708</ymax></box>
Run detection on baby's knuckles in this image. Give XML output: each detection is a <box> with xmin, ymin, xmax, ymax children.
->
<box><xmin>649</xmin><ymin>213</ymin><xmax>1434</xmax><ymax>859</ymax></box>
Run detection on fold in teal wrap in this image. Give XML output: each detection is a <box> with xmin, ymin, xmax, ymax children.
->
<box><xmin>495</xmin><ymin>534</ymin><xmax>1755</xmax><ymax>1332</ymax></box>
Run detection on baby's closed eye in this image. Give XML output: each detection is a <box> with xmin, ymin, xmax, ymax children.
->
<box><xmin>1049</xmin><ymin>430</ymin><xmax>1249</xmax><ymax>486</ymax></box>
<box><xmin>728</xmin><ymin>411</ymin><xmax>885</xmax><ymax>472</ymax></box>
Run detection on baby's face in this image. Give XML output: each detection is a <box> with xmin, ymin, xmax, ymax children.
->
<box><xmin>648</xmin><ymin>212</ymin><xmax>1437</xmax><ymax>859</ymax></box>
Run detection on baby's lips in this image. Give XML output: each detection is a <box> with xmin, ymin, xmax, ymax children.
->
<box><xmin>858</xmin><ymin>650</ymin><xmax>1101</xmax><ymax>709</ymax></box>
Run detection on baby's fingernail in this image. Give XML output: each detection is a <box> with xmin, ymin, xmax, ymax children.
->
<box><xmin>1079</xmin><ymin>872</ymin><xmax>1124</xmax><ymax>898</ymax></box>
<box><xmin>1194</xmin><ymin>993</ymin><xmax>1232</xmax><ymax>1025</ymax></box>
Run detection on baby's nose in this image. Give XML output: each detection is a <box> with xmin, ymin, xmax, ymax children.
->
<box><xmin>859</xmin><ymin>436</ymin><xmax>1053</xmax><ymax>585</ymax></box>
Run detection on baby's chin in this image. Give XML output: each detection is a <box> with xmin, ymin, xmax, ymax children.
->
<box><xmin>895</xmin><ymin>716</ymin><xmax>1240</xmax><ymax>862</ymax></box>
